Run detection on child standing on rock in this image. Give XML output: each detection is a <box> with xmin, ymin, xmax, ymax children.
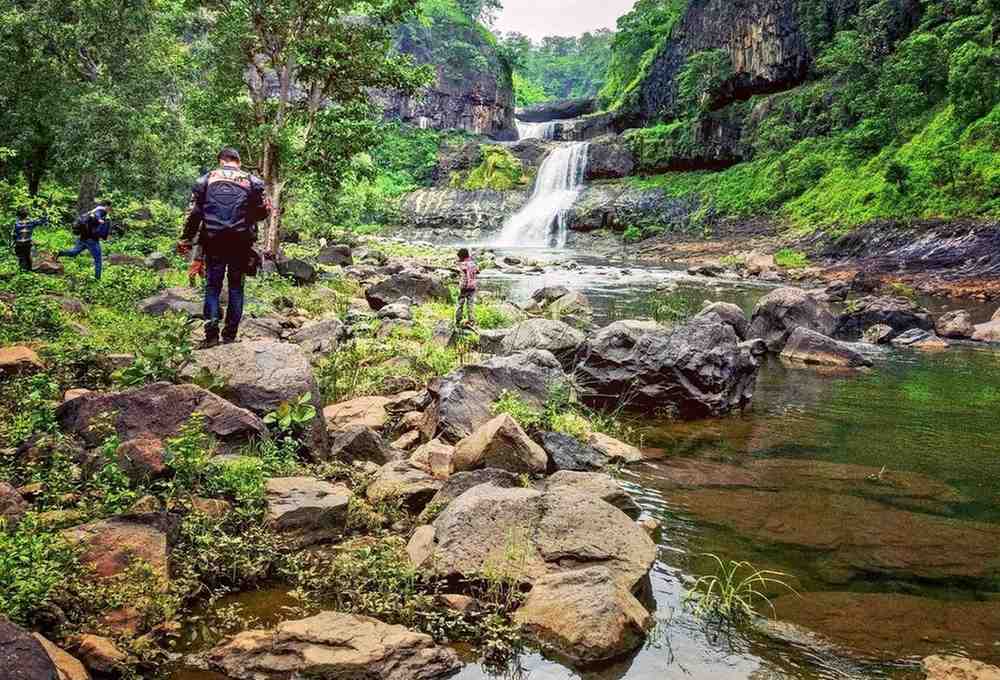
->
<box><xmin>455</xmin><ymin>247</ymin><xmax>478</xmax><ymax>328</ymax></box>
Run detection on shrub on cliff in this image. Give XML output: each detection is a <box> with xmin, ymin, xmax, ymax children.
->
<box><xmin>456</xmin><ymin>146</ymin><xmax>526</xmax><ymax>191</ymax></box>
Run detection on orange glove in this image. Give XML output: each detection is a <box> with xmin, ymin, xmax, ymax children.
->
<box><xmin>188</xmin><ymin>258</ymin><xmax>205</xmax><ymax>279</ymax></box>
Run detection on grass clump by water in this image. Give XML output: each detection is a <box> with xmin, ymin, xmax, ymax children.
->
<box><xmin>773</xmin><ymin>248</ymin><xmax>809</xmax><ymax>269</ymax></box>
<box><xmin>684</xmin><ymin>554</ymin><xmax>797</xmax><ymax>625</ymax></box>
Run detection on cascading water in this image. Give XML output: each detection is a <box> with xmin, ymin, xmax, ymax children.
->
<box><xmin>515</xmin><ymin>120</ymin><xmax>557</xmax><ymax>140</ymax></box>
<box><xmin>494</xmin><ymin>141</ymin><xmax>589</xmax><ymax>248</ymax></box>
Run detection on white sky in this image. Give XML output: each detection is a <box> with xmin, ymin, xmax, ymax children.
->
<box><xmin>492</xmin><ymin>0</ymin><xmax>636</xmax><ymax>41</ymax></box>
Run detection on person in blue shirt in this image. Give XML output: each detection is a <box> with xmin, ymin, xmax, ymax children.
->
<box><xmin>11</xmin><ymin>208</ymin><xmax>48</xmax><ymax>272</ymax></box>
<box><xmin>59</xmin><ymin>201</ymin><xmax>112</xmax><ymax>280</ymax></box>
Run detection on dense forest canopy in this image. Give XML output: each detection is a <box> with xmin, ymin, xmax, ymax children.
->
<box><xmin>499</xmin><ymin>30</ymin><xmax>614</xmax><ymax>104</ymax></box>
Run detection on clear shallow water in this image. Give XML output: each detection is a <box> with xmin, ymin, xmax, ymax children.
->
<box><xmin>173</xmin><ymin>248</ymin><xmax>1000</xmax><ymax>680</ymax></box>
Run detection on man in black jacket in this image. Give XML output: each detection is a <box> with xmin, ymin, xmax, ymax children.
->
<box><xmin>178</xmin><ymin>148</ymin><xmax>270</xmax><ymax>347</ymax></box>
<box><xmin>11</xmin><ymin>208</ymin><xmax>48</xmax><ymax>272</ymax></box>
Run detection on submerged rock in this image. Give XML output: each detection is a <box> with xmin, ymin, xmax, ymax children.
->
<box><xmin>426</xmin><ymin>350</ymin><xmax>567</xmax><ymax>443</ymax></box>
<box><xmin>204</xmin><ymin>611</ymin><xmax>461</xmax><ymax>680</ymax></box>
<box><xmin>834</xmin><ymin>295</ymin><xmax>934</xmax><ymax>341</ymax></box>
<box><xmin>574</xmin><ymin>319</ymin><xmax>759</xmax><ymax>418</ymax></box>
<box><xmin>57</xmin><ymin>382</ymin><xmax>266</xmax><ymax>452</ymax></box>
<box><xmin>747</xmin><ymin>287</ymin><xmax>836</xmax><ymax>352</ymax></box>
<box><xmin>514</xmin><ymin>566</ymin><xmax>652</xmax><ymax>663</ymax></box>
<box><xmin>780</xmin><ymin>327</ymin><xmax>872</xmax><ymax>368</ymax></box>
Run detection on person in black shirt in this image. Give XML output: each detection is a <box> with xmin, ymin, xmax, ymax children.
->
<box><xmin>11</xmin><ymin>208</ymin><xmax>47</xmax><ymax>272</ymax></box>
<box><xmin>178</xmin><ymin>148</ymin><xmax>270</xmax><ymax>347</ymax></box>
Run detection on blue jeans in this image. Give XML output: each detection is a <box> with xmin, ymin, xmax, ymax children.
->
<box><xmin>204</xmin><ymin>248</ymin><xmax>246</xmax><ymax>340</ymax></box>
<box><xmin>59</xmin><ymin>239</ymin><xmax>102</xmax><ymax>279</ymax></box>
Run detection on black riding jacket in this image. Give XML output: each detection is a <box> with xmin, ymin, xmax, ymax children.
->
<box><xmin>181</xmin><ymin>166</ymin><xmax>270</xmax><ymax>246</ymax></box>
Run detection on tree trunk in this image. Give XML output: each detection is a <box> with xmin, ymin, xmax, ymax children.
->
<box><xmin>261</xmin><ymin>141</ymin><xmax>283</xmax><ymax>258</ymax></box>
<box><xmin>76</xmin><ymin>173</ymin><xmax>100</xmax><ymax>215</ymax></box>
<box><xmin>25</xmin><ymin>142</ymin><xmax>49</xmax><ymax>197</ymax></box>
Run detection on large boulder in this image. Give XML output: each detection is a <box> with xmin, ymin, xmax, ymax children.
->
<box><xmin>409</xmin><ymin>484</ymin><xmax>656</xmax><ymax>591</ymax></box>
<box><xmin>61</xmin><ymin>515</ymin><xmax>172</xmax><ymax>583</ymax></box>
<box><xmin>696</xmin><ymin>301</ymin><xmax>749</xmax><ymax>340</ymax></box>
<box><xmin>185</xmin><ymin>340</ymin><xmax>326</xmax><ymax>454</ymax></box>
<box><xmin>747</xmin><ymin>287</ymin><xmax>836</xmax><ymax>352</ymax></box>
<box><xmin>0</xmin><ymin>482</ymin><xmax>28</xmax><ymax>529</ymax></box>
<box><xmin>922</xmin><ymin>655</ymin><xmax>1000</xmax><ymax>680</ymax></box>
<box><xmin>972</xmin><ymin>320</ymin><xmax>1000</xmax><ymax>343</ymax></box>
<box><xmin>0</xmin><ymin>618</ymin><xmax>58</xmax><ymax>680</ymax></box>
<box><xmin>0</xmin><ymin>346</ymin><xmax>43</xmax><ymax>375</ymax></box>
<box><xmin>574</xmin><ymin>319</ymin><xmax>759</xmax><ymax>417</ymax></box>
<box><xmin>542</xmin><ymin>470</ymin><xmax>638</xmax><ymax>516</ymax></box>
<box><xmin>537</xmin><ymin>431</ymin><xmax>609</xmax><ymax>472</ymax></box>
<box><xmin>780</xmin><ymin>327</ymin><xmax>873</xmax><ymax>368</ymax></box>
<box><xmin>834</xmin><ymin>295</ymin><xmax>934</xmax><ymax>341</ymax></box>
<box><xmin>204</xmin><ymin>611</ymin><xmax>461</xmax><ymax>680</ymax></box>
<box><xmin>513</xmin><ymin>566</ymin><xmax>652</xmax><ymax>663</ymax></box>
<box><xmin>56</xmin><ymin>382</ymin><xmax>267</xmax><ymax>453</ymax></box>
<box><xmin>426</xmin><ymin>350</ymin><xmax>567</xmax><ymax>443</ymax></box>
<box><xmin>367</xmin><ymin>461</ymin><xmax>443</xmax><ymax>513</ymax></box>
<box><xmin>452</xmin><ymin>414</ymin><xmax>548</xmax><ymax>475</ymax></box>
<box><xmin>421</xmin><ymin>469</ymin><xmax>520</xmax><ymax>515</ymax></box>
<box><xmin>264</xmin><ymin>477</ymin><xmax>351</xmax><ymax>548</ymax></box>
<box><xmin>365</xmin><ymin>270</ymin><xmax>449</xmax><ymax>311</ymax></box>
<box><xmin>585</xmin><ymin>134</ymin><xmax>636</xmax><ymax>180</ymax></box>
<box><xmin>328</xmin><ymin>427</ymin><xmax>396</xmax><ymax>465</ymax></box>
<box><xmin>935</xmin><ymin>310</ymin><xmax>975</xmax><ymax>339</ymax></box>
<box><xmin>288</xmin><ymin>318</ymin><xmax>344</xmax><ymax>358</ymax></box>
<box><xmin>499</xmin><ymin>319</ymin><xmax>585</xmax><ymax>370</ymax></box>
<box><xmin>136</xmin><ymin>287</ymin><xmax>201</xmax><ymax>317</ymax></box>
<box><xmin>317</xmin><ymin>244</ymin><xmax>353</xmax><ymax>267</ymax></box>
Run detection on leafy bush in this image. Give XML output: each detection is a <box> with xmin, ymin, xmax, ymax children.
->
<box><xmin>773</xmin><ymin>249</ymin><xmax>809</xmax><ymax>269</ymax></box>
<box><xmin>0</xmin><ymin>516</ymin><xmax>78</xmax><ymax>625</ymax></box>
<box><xmin>491</xmin><ymin>391</ymin><xmax>543</xmax><ymax>430</ymax></box>
<box><xmin>459</xmin><ymin>146</ymin><xmax>525</xmax><ymax>191</ymax></box>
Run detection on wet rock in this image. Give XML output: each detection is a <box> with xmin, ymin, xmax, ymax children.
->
<box><xmin>696</xmin><ymin>301</ymin><xmax>749</xmax><ymax>340</ymax></box>
<box><xmin>834</xmin><ymin>295</ymin><xmax>934</xmax><ymax>341</ymax></box>
<box><xmin>575</xmin><ymin>319</ymin><xmax>759</xmax><ymax>417</ymax></box>
<box><xmin>324</xmin><ymin>396</ymin><xmax>391</xmax><ymax>433</ymax></box>
<box><xmin>0</xmin><ymin>482</ymin><xmax>28</xmax><ymax>529</ymax></box>
<box><xmin>61</xmin><ymin>515</ymin><xmax>171</xmax><ymax>583</ymax></box>
<box><xmin>264</xmin><ymin>477</ymin><xmax>351</xmax><ymax>548</ymax></box>
<box><xmin>638</xmin><ymin>517</ymin><xmax>660</xmax><ymax>536</ymax></box>
<box><xmin>670</xmin><ymin>488</ymin><xmax>1000</xmax><ymax>583</ymax></box>
<box><xmin>365</xmin><ymin>270</ymin><xmax>449</xmax><ymax>310</ymax></box>
<box><xmin>971</xmin><ymin>320</ymin><xmax>1000</xmax><ymax>343</ymax></box>
<box><xmin>277</xmin><ymin>257</ymin><xmax>316</xmax><ymax>284</ymax></box>
<box><xmin>409</xmin><ymin>439</ymin><xmax>455</xmax><ymax>479</ymax></box>
<box><xmin>427</xmin><ymin>350</ymin><xmax>567</xmax><ymax>443</ymax></box>
<box><xmin>0</xmin><ymin>617</ymin><xmax>58</xmax><ymax>680</ymax></box>
<box><xmin>747</xmin><ymin>287</ymin><xmax>836</xmax><ymax>352</ymax></box>
<box><xmin>32</xmin><ymin>634</ymin><xmax>89</xmax><ymax>680</ymax></box>
<box><xmin>367</xmin><ymin>461</ymin><xmax>443</xmax><ymax>513</ymax></box>
<box><xmin>56</xmin><ymin>382</ymin><xmax>266</xmax><ymax>453</ymax></box>
<box><xmin>780</xmin><ymin>327</ymin><xmax>873</xmax><ymax>368</ymax></box>
<box><xmin>891</xmin><ymin>328</ymin><xmax>949</xmax><ymax>351</ymax></box>
<box><xmin>144</xmin><ymin>252</ymin><xmax>170</xmax><ymax>271</ymax></box>
<box><xmin>588</xmin><ymin>432</ymin><xmax>643</xmax><ymax>463</ymax></box>
<box><xmin>421</xmin><ymin>469</ymin><xmax>520</xmax><ymax>516</ymax></box>
<box><xmin>71</xmin><ymin>635</ymin><xmax>126</xmax><ymax>675</ymax></box>
<box><xmin>538</xmin><ymin>431</ymin><xmax>608</xmax><ymax>472</ymax></box>
<box><xmin>498</xmin><ymin>318</ymin><xmax>585</xmax><ymax>370</ymax></box>
<box><xmin>137</xmin><ymin>287</ymin><xmax>202</xmax><ymax>317</ymax></box>
<box><xmin>863</xmin><ymin>323</ymin><xmax>895</xmax><ymax>344</ymax></box>
<box><xmin>923</xmin><ymin>655</ymin><xmax>1000</xmax><ymax>680</ymax></box>
<box><xmin>288</xmin><ymin>318</ymin><xmax>344</xmax><ymax>357</ymax></box>
<box><xmin>317</xmin><ymin>244</ymin><xmax>353</xmax><ymax>267</ymax></box>
<box><xmin>769</xmin><ymin>592</ymin><xmax>1000</xmax><ymax>664</ymax></box>
<box><xmin>513</xmin><ymin>566</ymin><xmax>652</xmax><ymax>663</ymax></box>
<box><xmin>328</xmin><ymin>427</ymin><xmax>396</xmax><ymax>465</ymax></box>
<box><xmin>204</xmin><ymin>611</ymin><xmax>461</xmax><ymax>680</ymax></box>
<box><xmin>452</xmin><ymin>414</ymin><xmax>548</xmax><ymax>474</ymax></box>
<box><xmin>585</xmin><ymin>134</ymin><xmax>636</xmax><ymax>180</ymax></box>
<box><xmin>543</xmin><ymin>470</ymin><xmax>639</xmax><ymax>516</ymax></box>
<box><xmin>410</xmin><ymin>484</ymin><xmax>656</xmax><ymax>590</ymax></box>
<box><xmin>185</xmin><ymin>340</ymin><xmax>326</xmax><ymax>454</ymax></box>
<box><xmin>0</xmin><ymin>346</ymin><xmax>43</xmax><ymax>375</ymax></box>
<box><xmin>530</xmin><ymin>286</ymin><xmax>570</xmax><ymax>303</ymax></box>
<box><xmin>936</xmin><ymin>310</ymin><xmax>975</xmax><ymax>339</ymax></box>
<box><xmin>115</xmin><ymin>438</ymin><xmax>168</xmax><ymax>484</ymax></box>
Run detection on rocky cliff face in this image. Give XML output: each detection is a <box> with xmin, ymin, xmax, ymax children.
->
<box><xmin>375</xmin><ymin>13</ymin><xmax>516</xmax><ymax>139</ymax></box>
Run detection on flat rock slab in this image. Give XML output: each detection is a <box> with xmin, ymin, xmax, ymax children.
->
<box><xmin>324</xmin><ymin>396</ymin><xmax>391</xmax><ymax>433</ymax></box>
<box><xmin>185</xmin><ymin>340</ymin><xmax>326</xmax><ymax>453</ymax></box>
<box><xmin>61</xmin><ymin>515</ymin><xmax>172</xmax><ymax>583</ymax></box>
<box><xmin>205</xmin><ymin>611</ymin><xmax>461</xmax><ymax>680</ymax></box>
<box><xmin>56</xmin><ymin>382</ymin><xmax>266</xmax><ymax>453</ymax></box>
<box><xmin>780</xmin><ymin>327</ymin><xmax>872</xmax><ymax>368</ymax></box>
<box><xmin>923</xmin><ymin>655</ymin><xmax>1000</xmax><ymax>680</ymax></box>
<box><xmin>265</xmin><ymin>477</ymin><xmax>351</xmax><ymax>548</ymax></box>
<box><xmin>542</xmin><ymin>470</ymin><xmax>639</xmax><ymax>516</ymax></box>
<box><xmin>410</xmin><ymin>484</ymin><xmax>655</xmax><ymax>591</ymax></box>
<box><xmin>0</xmin><ymin>346</ymin><xmax>43</xmax><ymax>375</ymax></box>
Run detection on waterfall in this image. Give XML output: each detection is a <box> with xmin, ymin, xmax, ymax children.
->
<box><xmin>516</xmin><ymin>120</ymin><xmax>557</xmax><ymax>140</ymax></box>
<box><xmin>494</xmin><ymin>141</ymin><xmax>589</xmax><ymax>248</ymax></box>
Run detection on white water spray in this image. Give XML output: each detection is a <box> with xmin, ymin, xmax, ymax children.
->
<box><xmin>515</xmin><ymin>120</ymin><xmax>557</xmax><ymax>140</ymax></box>
<box><xmin>494</xmin><ymin>140</ymin><xmax>589</xmax><ymax>248</ymax></box>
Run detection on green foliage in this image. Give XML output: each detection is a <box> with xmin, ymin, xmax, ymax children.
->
<box><xmin>684</xmin><ymin>554</ymin><xmax>797</xmax><ymax>624</ymax></box>
<box><xmin>263</xmin><ymin>393</ymin><xmax>318</xmax><ymax>436</ymax></box>
<box><xmin>459</xmin><ymin>146</ymin><xmax>525</xmax><ymax>191</ymax></box>
<box><xmin>773</xmin><ymin>249</ymin><xmax>809</xmax><ymax>269</ymax></box>
<box><xmin>500</xmin><ymin>30</ymin><xmax>614</xmax><ymax>102</ymax></box>
<box><xmin>0</xmin><ymin>516</ymin><xmax>78</xmax><ymax>625</ymax></box>
<box><xmin>949</xmin><ymin>42</ymin><xmax>1000</xmax><ymax>123</ymax></box>
<box><xmin>511</xmin><ymin>72</ymin><xmax>550</xmax><ymax>106</ymax></box>
<box><xmin>165</xmin><ymin>415</ymin><xmax>215</xmax><ymax>498</ymax></box>
<box><xmin>115</xmin><ymin>315</ymin><xmax>196</xmax><ymax>387</ymax></box>
<box><xmin>676</xmin><ymin>50</ymin><xmax>733</xmax><ymax>115</ymax></box>
<box><xmin>491</xmin><ymin>391</ymin><xmax>543</xmax><ymax>430</ymax></box>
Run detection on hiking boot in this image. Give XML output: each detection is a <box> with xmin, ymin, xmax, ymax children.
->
<box><xmin>222</xmin><ymin>336</ymin><xmax>237</xmax><ymax>345</ymax></box>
